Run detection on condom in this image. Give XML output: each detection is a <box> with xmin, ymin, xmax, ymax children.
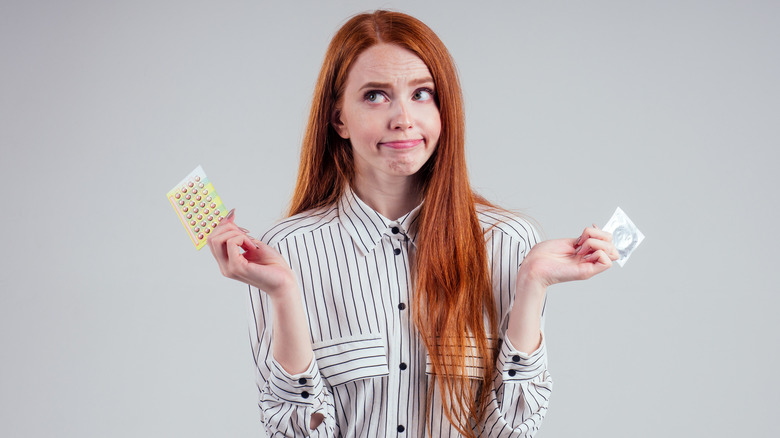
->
<box><xmin>602</xmin><ymin>207</ymin><xmax>644</xmax><ymax>267</ymax></box>
<box><xmin>167</xmin><ymin>165</ymin><xmax>227</xmax><ymax>250</ymax></box>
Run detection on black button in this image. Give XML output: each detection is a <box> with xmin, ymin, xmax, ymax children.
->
<box><xmin>298</xmin><ymin>378</ymin><xmax>307</xmax><ymax>384</ymax></box>
<box><xmin>507</xmin><ymin>370</ymin><xmax>516</xmax><ymax>377</ymax></box>
<box><xmin>399</xmin><ymin>362</ymin><xmax>407</xmax><ymax>370</ymax></box>
<box><xmin>398</xmin><ymin>302</ymin><xmax>406</xmax><ymax>310</ymax></box>
<box><xmin>397</xmin><ymin>425</ymin><xmax>405</xmax><ymax>433</ymax></box>
<box><xmin>301</xmin><ymin>391</ymin><xmax>310</xmax><ymax>399</ymax></box>
<box><xmin>391</xmin><ymin>227</ymin><xmax>399</xmax><ymax>234</ymax></box>
<box><xmin>512</xmin><ymin>355</ymin><xmax>521</xmax><ymax>363</ymax></box>
<box><xmin>393</xmin><ymin>248</ymin><xmax>401</xmax><ymax>255</ymax></box>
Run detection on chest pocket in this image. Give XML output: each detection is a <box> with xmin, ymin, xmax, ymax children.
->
<box><xmin>313</xmin><ymin>334</ymin><xmax>389</xmax><ymax>386</ymax></box>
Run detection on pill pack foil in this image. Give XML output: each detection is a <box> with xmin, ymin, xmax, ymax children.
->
<box><xmin>167</xmin><ymin>165</ymin><xmax>228</xmax><ymax>250</ymax></box>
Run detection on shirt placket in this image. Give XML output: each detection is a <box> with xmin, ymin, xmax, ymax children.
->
<box><xmin>386</xmin><ymin>222</ymin><xmax>413</xmax><ymax>435</ymax></box>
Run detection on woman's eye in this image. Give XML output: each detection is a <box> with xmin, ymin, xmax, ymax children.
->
<box><xmin>365</xmin><ymin>91</ymin><xmax>387</xmax><ymax>103</ymax></box>
<box><xmin>413</xmin><ymin>88</ymin><xmax>434</xmax><ymax>101</ymax></box>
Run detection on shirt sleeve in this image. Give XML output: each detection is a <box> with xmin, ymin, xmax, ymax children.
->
<box><xmin>478</xmin><ymin>213</ymin><xmax>553</xmax><ymax>436</ymax></box>
<box><xmin>476</xmin><ymin>333</ymin><xmax>553</xmax><ymax>437</ymax></box>
<box><xmin>247</xmin><ymin>285</ymin><xmax>337</xmax><ymax>437</ymax></box>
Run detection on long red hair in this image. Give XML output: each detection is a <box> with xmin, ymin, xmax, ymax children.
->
<box><xmin>288</xmin><ymin>11</ymin><xmax>497</xmax><ymax>436</ymax></box>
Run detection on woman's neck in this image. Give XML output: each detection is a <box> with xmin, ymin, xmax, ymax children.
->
<box><xmin>352</xmin><ymin>172</ymin><xmax>422</xmax><ymax>220</ymax></box>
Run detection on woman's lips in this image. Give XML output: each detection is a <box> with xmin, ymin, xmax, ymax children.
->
<box><xmin>379</xmin><ymin>139</ymin><xmax>423</xmax><ymax>149</ymax></box>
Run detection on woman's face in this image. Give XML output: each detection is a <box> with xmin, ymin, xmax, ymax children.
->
<box><xmin>333</xmin><ymin>43</ymin><xmax>441</xmax><ymax>184</ymax></box>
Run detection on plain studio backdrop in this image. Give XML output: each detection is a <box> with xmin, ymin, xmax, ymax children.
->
<box><xmin>1</xmin><ymin>1</ymin><xmax>778</xmax><ymax>436</ymax></box>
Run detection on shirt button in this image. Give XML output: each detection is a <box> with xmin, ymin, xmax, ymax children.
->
<box><xmin>391</xmin><ymin>226</ymin><xmax>399</xmax><ymax>234</ymax></box>
<box><xmin>512</xmin><ymin>355</ymin><xmax>521</xmax><ymax>362</ymax></box>
<box><xmin>398</xmin><ymin>302</ymin><xmax>406</xmax><ymax>310</ymax></box>
<box><xmin>393</xmin><ymin>248</ymin><xmax>401</xmax><ymax>255</ymax></box>
<box><xmin>507</xmin><ymin>370</ymin><xmax>516</xmax><ymax>377</ymax></box>
<box><xmin>397</xmin><ymin>425</ymin><xmax>405</xmax><ymax>433</ymax></box>
<box><xmin>298</xmin><ymin>378</ymin><xmax>307</xmax><ymax>384</ymax></box>
<box><xmin>399</xmin><ymin>362</ymin><xmax>407</xmax><ymax>370</ymax></box>
<box><xmin>301</xmin><ymin>391</ymin><xmax>310</xmax><ymax>399</ymax></box>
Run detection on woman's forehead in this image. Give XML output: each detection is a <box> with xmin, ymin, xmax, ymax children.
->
<box><xmin>347</xmin><ymin>44</ymin><xmax>433</xmax><ymax>87</ymax></box>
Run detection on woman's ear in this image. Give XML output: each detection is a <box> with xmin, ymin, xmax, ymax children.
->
<box><xmin>331</xmin><ymin>109</ymin><xmax>349</xmax><ymax>139</ymax></box>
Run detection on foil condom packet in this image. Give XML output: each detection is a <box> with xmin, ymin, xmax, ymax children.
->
<box><xmin>602</xmin><ymin>207</ymin><xmax>644</xmax><ymax>267</ymax></box>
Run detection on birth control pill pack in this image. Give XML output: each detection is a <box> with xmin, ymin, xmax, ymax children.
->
<box><xmin>167</xmin><ymin>165</ymin><xmax>227</xmax><ymax>250</ymax></box>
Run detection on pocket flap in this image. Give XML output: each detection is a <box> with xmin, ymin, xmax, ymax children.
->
<box><xmin>313</xmin><ymin>335</ymin><xmax>389</xmax><ymax>386</ymax></box>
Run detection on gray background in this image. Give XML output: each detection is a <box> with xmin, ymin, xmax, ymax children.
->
<box><xmin>1</xmin><ymin>0</ymin><xmax>778</xmax><ymax>436</ymax></box>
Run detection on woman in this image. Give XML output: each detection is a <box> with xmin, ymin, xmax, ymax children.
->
<box><xmin>208</xmin><ymin>10</ymin><xmax>617</xmax><ymax>437</ymax></box>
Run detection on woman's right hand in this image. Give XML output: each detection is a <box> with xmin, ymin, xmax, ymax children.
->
<box><xmin>206</xmin><ymin>209</ymin><xmax>297</xmax><ymax>298</ymax></box>
<box><xmin>210</xmin><ymin>210</ymin><xmax>314</xmax><ymax>376</ymax></box>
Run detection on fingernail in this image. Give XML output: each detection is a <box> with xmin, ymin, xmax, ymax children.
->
<box><xmin>575</xmin><ymin>236</ymin><xmax>582</xmax><ymax>246</ymax></box>
<box><xmin>239</xmin><ymin>227</ymin><xmax>251</xmax><ymax>234</ymax></box>
<box><xmin>226</xmin><ymin>208</ymin><xmax>235</xmax><ymax>220</ymax></box>
<box><xmin>583</xmin><ymin>253</ymin><xmax>595</xmax><ymax>261</ymax></box>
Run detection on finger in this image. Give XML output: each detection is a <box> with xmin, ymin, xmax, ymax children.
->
<box><xmin>210</xmin><ymin>209</ymin><xmax>253</xmax><ymax>242</ymax></box>
<box><xmin>592</xmin><ymin>238</ymin><xmax>619</xmax><ymax>261</ymax></box>
<box><xmin>215</xmin><ymin>208</ymin><xmax>236</xmax><ymax>229</ymax></box>
<box><xmin>209</xmin><ymin>219</ymin><xmax>241</xmax><ymax>239</ymax></box>
<box><xmin>605</xmin><ymin>242</ymin><xmax>619</xmax><ymax>261</ymax></box>
<box><xmin>209</xmin><ymin>227</ymin><xmax>249</xmax><ymax>265</ymax></box>
<box><xmin>575</xmin><ymin>237</ymin><xmax>617</xmax><ymax>258</ymax></box>
<box><xmin>241</xmin><ymin>235</ymin><xmax>261</xmax><ymax>251</ymax></box>
<box><xmin>597</xmin><ymin>242</ymin><xmax>619</xmax><ymax>261</ymax></box>
<box><xmin>241</xmin><ymin>238</ymin><xmax>277</xmax><ymax>264</ymax></box>
<box><xmin>206</xmin><ymin>233</ymin><xmax>220</xmax><ymax>259</ymax></box>
<box><xmin>213</xmin><ymin>209</ymin><xmax>258</xmax><ymax>246</ymax></box>
<box><xmin>207</xmin><ymin>222</ymin><xmax>244</xmax><ymax>248</ymax></box>
<box><xmin>225</xmin><ymin>231</ymin><xmax>258</xmax><ymax>256</ymax></box>
<box><xmin>207</xmin><ymin>225</ymin><xmax>230</xmax><ymax>259</ymax></box>
<box><xmin>574</xmin><ymin>226</ymin><xmax>613</xmax><ymax>248</ymax></box>
<box><xmin>223</xmin><ymin>233</ymin><xmax>257</xmax><ymax>279</ymax></box>
<box><xmin>249</xmin><ymin>236</ymin><xmax>265</xmax><ymax>250</ymax></box>
<box><xmin>583</xmin><ymin>249</ymin><xmax>612</xmax><ymax>269</ymax></box>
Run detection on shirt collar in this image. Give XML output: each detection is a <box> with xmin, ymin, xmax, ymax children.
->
<box><xmin>338</xmin><ymin>186</ymin><xmax>422</xmax><ymax>256</ymax></box>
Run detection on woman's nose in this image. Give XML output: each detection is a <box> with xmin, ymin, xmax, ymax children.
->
<box><xmin>390</xmin><ymin>102</ymin><xmax>413</xmax><ymax>130</ymax></box>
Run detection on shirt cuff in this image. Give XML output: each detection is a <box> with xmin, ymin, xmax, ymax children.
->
<box><xmin>498</xmin><ymin>332</ymin><xmax>548</xmax><ymax>382</ymax></box>
<box><xmin>266</xmin><ymin>356</ymin><xmax>325</xmax><ymax>406</ymax></box>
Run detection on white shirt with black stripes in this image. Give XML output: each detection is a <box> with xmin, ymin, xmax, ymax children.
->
<box><xmin>248</xmin><ymin>186</ymin><xmax>552</xmax><ymax>437</ymax></box>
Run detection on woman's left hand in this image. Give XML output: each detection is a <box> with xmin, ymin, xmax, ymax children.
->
<box><xmin>508</xmin><ymin>225</ymin><xmax>618</xmax><ymax>353</ymax></box>
<box><xmin>520</xmin><ymin>225</ymin><xmax>619</xmax><ymax>289</ymax></box>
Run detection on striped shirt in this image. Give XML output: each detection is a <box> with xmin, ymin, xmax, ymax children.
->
<box><xmin>248</xmin><ymin>187</ymin><xmax>552</xmax><ymax>437</ymax></box>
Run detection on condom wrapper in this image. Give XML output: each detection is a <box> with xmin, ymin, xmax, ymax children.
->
<box><xmin>167</xmin><ymin>165</ymin><xmax>228</xmax><ymax>250</ymax></box>
<box><xmin>602</xmin><ymin>207</ymin><xmax>644</xmax><ymax>267</ymax></box>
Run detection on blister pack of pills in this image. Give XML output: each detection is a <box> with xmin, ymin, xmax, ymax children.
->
<box><xmin>603</xmin><ymin>207</ymin><xmax>644</xmax><ymax>267</ymax></box>
<box><xmin>167</xmin><ymin>165</ymin><xmax>227</xmax><ymax>250</ymax></box>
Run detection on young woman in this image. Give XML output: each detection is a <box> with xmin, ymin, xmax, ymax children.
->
<box><xmin>208</xmin><ymin>10</ymin><xmax>617</xmax><ymax>438</ymax></box>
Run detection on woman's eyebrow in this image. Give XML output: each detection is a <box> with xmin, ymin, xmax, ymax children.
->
<box><xmin>358</xmin><ymin>77</ymin><xmax>434</xmax><ymax>91</ymax></box>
